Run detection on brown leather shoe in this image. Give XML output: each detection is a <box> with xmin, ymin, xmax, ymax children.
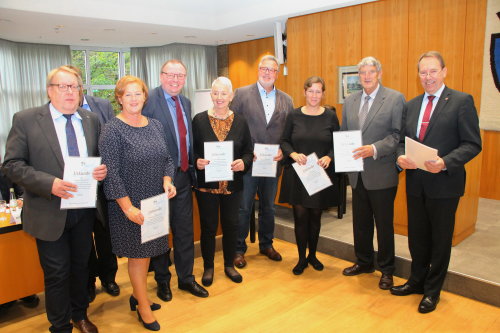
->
<box><xmin>379</xmin><ymin>273</ymin><xmax>394</xmax><ymax>290</ymax></box>
<box><xmin>342</xmin><ymin>264</ymin><xmax>375</xmax><ymax>276</ymax></box>
<box><xmin>73</xmin><ymin>318</ymin><xmax>98</xmax><ymax>333</ymax></box>
<box><xmin>260</xmin><ymin>247</ymin><xmax>282</xmax><ymax>261</ymax></box>
<box><xmin>234</xmin><ymin>253</ymin><xmax>247</xmax><ymax>268</ymax></box>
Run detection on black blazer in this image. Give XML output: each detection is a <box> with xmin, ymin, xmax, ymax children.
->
<box><xmin>398</xmin><ymin>86</ymin><xmax>482</xmax><ymax>198</ymax></box>
<box><xmin>192</xmin><ymin>111</ymin><xmax>253</xmax><ymax>192</ymax></box>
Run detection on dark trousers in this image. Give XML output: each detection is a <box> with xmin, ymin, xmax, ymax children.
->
<box><xmin>36</xmin><ymin>209</ymin><xmax>94</xmax><ymax>333</ymax></box>
<box><xmin>151</xmin><ymin>169</ymin><xmax>194</xmax><ymax>285</ymax></box>
<box><xmin>351</xmin><ymin>175</ymin><xmax>397</xmax><ymax>274</ymax></box>
<box><xmin>195</xmin><ymin>189</ymin><xmax>242</xmax><ymax>268</ymax></box>
<box><xmin>407</xmin><ymin>194</ymin><xmax>459</xmax><ymax>296</ymax></box>
<box><xmin>88</xmin><ymin>218</ymin><xmax>117</xmax><ymax>285</ymax></box>
<box><xmin>292</xmin><ymin>205</ymin><xmax>323</xmax><ymax>261</ymax></box>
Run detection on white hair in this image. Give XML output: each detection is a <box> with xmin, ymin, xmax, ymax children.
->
<box><xmin>211</xmin><ymin>76</ymin><xmax>233</xmax><ymax>92</ymax></box>
<box><xmin>357</xmin><ymin>56</ymin><xmax>382</xmax><ymax>72</ymax></box>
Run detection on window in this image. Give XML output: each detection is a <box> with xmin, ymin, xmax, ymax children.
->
<box><xmin>71</xmin><ymin>47</ymin><xmax>130</xmax><ymax>113</ymax></box>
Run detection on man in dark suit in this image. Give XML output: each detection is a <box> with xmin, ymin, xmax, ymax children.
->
<box><xmin>391</xmin><ymin>51</ymin><xmax>481</xmax><ymax>313</ymax></box>
<box><xmin>82</xmin><ymin>94</ymin><xmax>120</xmax><ymax>301</ymax></box>
<box><xmin>142</xmin><ymin>59</ymin><xmax>208</xmax><ymax>301</ymax></box>
<box><xmin>231</xmin><ymin>55</ymin><xmax>293</xmax><ymax>268</ymax></box>
<box><xmin>340</xmin><ymin>57</ymin><xmax>405</xmax><ymax>290</ymax></box>
<box><xmin>2</xmin><ymin>65</ymin><xmax>107</xmax><ymax>332</ymax></box>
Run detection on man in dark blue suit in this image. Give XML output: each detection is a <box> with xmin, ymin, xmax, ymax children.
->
<box><xmin>392</xmin><ymin>51</ymin><xmax>481</xmax><ymax>313</ymax></box>
<box><xmin>143</xmin><ymin>59</ymin><xmax>208</xmax><ymax>301</ymax></box>
<box><xmin>81</xmin><ymin>93</ymin><xmax>120</xmax><ymax>301</ymax></box>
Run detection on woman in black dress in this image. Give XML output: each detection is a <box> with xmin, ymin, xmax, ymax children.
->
<box><xmin>192</xmin><ymin>77</ymin><xmax>253</xmax><ymax>286</ymax></box>
<box><xmin>99</xmin><ymin>76</ymin><xmax>176</xmax><ymax>331</ymax></box>
<box><xmin>279</xmin><ymin>76</ymin><xmax>340</xmax><ymax>275</ymax></box>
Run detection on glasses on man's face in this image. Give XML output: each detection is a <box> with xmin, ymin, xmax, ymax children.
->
<box><xmin>49</xmin><ymin>84</ymin><xmax>81</xmax><ymax>92</ymax></box>
<box><xmin>418</xmin><ymin>69</ymin><xmax>442</xmax><ymax>78</ymax></box>
<box><xmin>161</xmin><ymin>72</ymin><xmax>186</xmax><ymax>80</ymax></box>
<box><xmin>259</xmin><ymin>67</ymin><xmax>278</xmax><ymax>74</ymax></box>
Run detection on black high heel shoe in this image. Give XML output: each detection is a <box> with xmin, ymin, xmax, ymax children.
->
<box><xmin>137</xmin><ymin>308</ymin><xmax>160</xmax><ymax>331</ymax></box>
<box><xmin>129</xmin><ymin>295</ymin><xmax>161</xmax><ymax>311</ymax></box>
<box><xmin>307</xmin><ymin>256</ymin><xmax>324</xmax><ymax>271</ymax></box>
<box><xmin>292</xmin><ymin>259</ymin><xmax>308</xmax><ymax>275</ymax></box>
<box><xmin>202</xmin><ymin>268</ymin><xmax>214</xmax><ymax>287</ymax></box>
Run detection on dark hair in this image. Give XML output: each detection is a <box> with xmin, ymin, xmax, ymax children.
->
<box><xmin>304</xmin><ymin>76</ymin><xmax>325</xmax><ymax>92</ymax></box>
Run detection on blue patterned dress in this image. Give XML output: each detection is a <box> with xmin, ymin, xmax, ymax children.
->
<box><xmin>99</xmin><ymin>117</ymin><xmax>175</xmax><ymax>258</ymax></box>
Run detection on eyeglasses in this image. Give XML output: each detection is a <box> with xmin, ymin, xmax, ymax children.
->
<box><xmin>161</xmin><ymin>72</ymin><xmax>186</xmax><ymax>79</ymax></box>
<box><xmin>49</xmin><ymin>84</ymin><xmax>81</xmax><ymax>92</ymax></box>
<box><xmin>259</xmin><ymin>67</ymin><xmax>278</xmax><ymax>74</ymax></box>
<box><xmin>418</xmin><ymin>69</ymin><xmax>442</xmax><ymax>78</ymax></box>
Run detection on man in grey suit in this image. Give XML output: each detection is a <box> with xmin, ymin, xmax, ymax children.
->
<box><xmin>231</xmin><ymin>55</ymin><xmax>293</xmax><ymax>268</ymax></box>
<box><xmin>143</xmin><ymin>59</ymin><xmax>208</xmax><ymax>300</ymax></box>
<box><xmin>2</xmin><ymin>66</ymin><xmax>107</xmax><ymax>333</ymax></box>
<box><xmin>340</xmin><ymin>56</ymin><xmax>404</xmax><ymax>290</ymax></box>
<box><xmin>81</xmin><ymin>94</ymin><xmax>120</xmax><ymax>301</ymax></box>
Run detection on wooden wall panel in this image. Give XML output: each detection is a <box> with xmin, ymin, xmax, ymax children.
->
<box><xmin>361</xmin><ymin>0</ymin><xmax>409</xmax><ymax>97</ymax></box>
<box><xmin>480</xmin><ymin>131</ymin><xmax>500</xmax><ymax>200</ymax></box>
<box><xmin>285</xmin><ymin>12</ymin><xmax>323</xmax><ymax>107</ymax></box>
<box><xmin>407</xmin><ymin>0</ymin><xmax>467</xmax><ymax>98</ymax></box>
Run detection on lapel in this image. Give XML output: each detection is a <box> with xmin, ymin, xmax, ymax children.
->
<box><xmin>408</xmin><ymin>94</ymin><xmax>425</xmax><ymax>139</ymax></box>
<box><xmin>156</xmin><ymin>87</ymin><xmax>179</xmax><ymax>147</ymax></box>
<box><xmin>85</xmin><ymin>95</ymin><xmax>97</xmax><ymax>112</ymax></box>
<box><xmin>424</xmin><ymin>87</ymin><xmax>451</xmax><ymax>140</ymax></box>
<box><xmin>78</xmin><ymin>108</ymin><xmax>95</xmax><ymax>154</ymax></box>
<box><xmin>350</xmin><ymin>91</ymin><xmax>363</xmax><ymax>130</ymax></box>
<box><xmin>36</xmin><ymin>104</ymin><xmax>64</xmax><ymax>169</ymax></box>
<box><xmin>362</xmin><ymin>85</ymin><xmax>386</xmax><ymax>132</ymax></box>
<box><xmin>251</xmin><ymin>83</ymin><xmax>268</xmax><ymax>127</ymax></box>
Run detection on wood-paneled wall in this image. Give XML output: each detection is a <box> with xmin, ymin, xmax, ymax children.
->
<box><xmin>226</xmin><ymin>0</ymin><xmax>489</xmax><ymax>244</ymax></box>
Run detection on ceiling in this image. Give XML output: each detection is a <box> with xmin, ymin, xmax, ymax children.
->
<box><xmin>0</xmin><ymin>0</ymin><xmax>375</xmax><ymax>48</ymax></box>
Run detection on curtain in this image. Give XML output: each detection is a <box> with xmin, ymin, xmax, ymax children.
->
<box><xmin>130</xmin><ymin>43</ymin><xmax>217</xmax><ymax>101</ymax></box>
<box><xmin>0</xmin><ymin>39</ymin><xmax>71</xmax><ymax>158</ymax></box>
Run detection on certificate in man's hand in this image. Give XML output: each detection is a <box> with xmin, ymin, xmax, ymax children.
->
<box><xmin>141</xmin><ymin>193</ymin><xmax>169</xmax><ymax>244</ymax></box>
<box><xmin>292</xmin><ymin>153</ymin><xmax>333</xmax><ymax>196</ymax></box>
<box><xmin>333</xmin><ymin>131</ymin><xmax>364</xmax><ymax>172</ymax></box>
<box><xmin>204</xmin><ymin>141</ymin><xmax>234</xmax><ymax>182</ymax></box>
<box><xmin>252</xmin><ymin>143</ymin><xmax>279</xmax><ymax>177</ymax></box>
<box><xmin>60</xmin><ymin>157</ymin><xmax>101</xmax><ymax>209</ymax></box>
<box><xmin>405</xmin><ymin>137</ymin><xmax>439</xmax><ymax>172</ymax></box>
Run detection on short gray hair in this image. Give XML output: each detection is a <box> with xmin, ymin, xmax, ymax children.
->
<box><xmin>357</xmin><ymin>56</ymin><xmax>382</xmax><ymax>72</ymax></box>
<box><xmin>258</xmin><ymin>55</ymin><xmax>280</xmax><ymax>71</ymax></box>
<box><xmin>212</xmin><ymin>76</ymin><xmax>233</xmax><ymax>92</ymax></box>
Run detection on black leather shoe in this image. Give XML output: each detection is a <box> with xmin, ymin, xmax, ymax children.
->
<box><xmin>72</xmin><ymin>318</ymin><xmax>98</xmax><ymax>333</ymax></box>
<box><xmin>178</xmin><ymin>281</ymin><xmax>209</xmax><ymax>298</ymax></box>
<box><xmin>260</xmin><ymin>247</ymin><xmax>282</xmax><ymax>261</ymax></box>
<box><xmin>390</xmin><ymin>282</ymin><xmax>424</xmax><ymax>296</ymax></box>
<box><xmin>224</xmin><ymin>267</ymin><xmax>243</xmax><ymax>283</ymax></box>
<box><xmin>342</xmin><ymin>264</ymin><xmax>375</xmax><ymax>276</ymax></box>
<box><xmin>102</xmin><ymin>281</ymin><xmax>120</xmax><ymax>296</ymax></box>
<box><xmin>234</xmin><ymin>253</ymin><xmax>247</xmax><ymax>268</ymax></box>
<box><xmin>307</xmin><ymin>256</ymin><xmax>324</xmax><ymax>271</ymax></box>
<box><xmin>157</xmin><ymin>282</ymin><xmax>172</xmax><ymax>302</ymax></box>
<box><xmin>292</xmin><ymin>260</ymin><xmax>308</xmax><ymax>275</ymax></box>
<box><xmin>418</xmin><ymin>295</ymin><xmax>440</xmax><ymax>313</ymax></box>
<box><xmin>379</xmin><ymin>273</ymin><xmax>394</xmax><ymax>290</ymax></box>
<box><xmin>88</xmin><ymin>284</ymin><xmax>96</xmax><ymax>303</ymax></box>
<box><xmin>202</xmin><ymin>268</ymin><xmax>214</xmax><ymax>287</ymax></box>
<box><xmin>20</xmin><ymin>294</ymin><xmax>40</xmax><ymax>308</ymax></box>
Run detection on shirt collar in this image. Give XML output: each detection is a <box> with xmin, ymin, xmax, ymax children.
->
<box><xmin>424</xmin><ymin>84</ymin><xmax>446</xmax><ymax>100</ymax></box>
<box><xmin>257</xmin><ymin>81</ymin><xmax>276</xmax><ymax>95</ymax></box>
<box><xmin>49</xmin><ymin>103</ymin><xmax>82</xmax><ymax>120</ymax></box>
<box><xmin>361</xmin><ymin>83</ymin><xmax>380</xmax><ymax>101</ymax></box>
<box><xmin>82</xmin><ymin>96</ymin><xmax>88</xmax><ymax>106</ymax></box>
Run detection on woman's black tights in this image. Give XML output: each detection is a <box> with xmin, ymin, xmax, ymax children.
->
<box><xmin>292</xmin><ymin>204</ymin><xmax>323</xmax><ymax>261</ymax></box>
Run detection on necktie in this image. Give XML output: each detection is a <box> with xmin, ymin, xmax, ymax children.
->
<box><xmin>358</xmin><ymin>95</ymin><xmax>371</xmax><ymax>129</ymax></box>
<box><xmin>63</xmin><ymin>114</ymin><xmax>80</xmax><ymax>157</ymax></box>
<box><xmin>172</xmin><ymin>96</ymin><xmax>188</xmax><ymax>171</ymax></box>
<box><xmin>418</xmin><ymin>95</ymin><xmax>435</xmax><ymax>141</ymax></box>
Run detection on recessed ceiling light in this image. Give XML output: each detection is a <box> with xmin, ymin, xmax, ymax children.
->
<box><xmin>150</xmin><ymin>32</ymin><xmax>158</xmax><ymax>35</ymax></box>
<box><xmin>103</xmin><ymin>28</ymin><xmax>115</xmax><ymax>31</ymax></box>
<box><xmin>80</xmin><ymin>38</ymin><xmax>90</xmax><ymax>41</ymax></box>
<box><xmin>246</xmin><ymin>34</ymin><xmax>255</xmax><ymax>37</ymax></box>
<box><xmin>55</xmin><ymin>25</ymin><xmax>64</xmax><ymax>28</ymax></box>
<box><xmin>0</xmin><ymin>18</ymin><xmax>12</xmax><ymax>23</ymax></box>
<box><xmin>184</xmin><ymin>35</ymin><xmax>196</xmax><ymax>39</ymax></box>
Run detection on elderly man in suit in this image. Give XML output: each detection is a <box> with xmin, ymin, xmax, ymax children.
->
<box><xmin>341</xmin><ymin>56</ymin><xmax>405</xmax><ymax>290</ymax></box>
<box><xmin>391</xmin><ymin>51</ymin><xmax>481</xmax><ymax>313</ymax></box>
<box><xmin>231</xmin><ymin>55</ymin><xmax>294</xmax><ymax>268</ymax></box>
<box><xmin>143</xmin><ymin>59</ymin><xmax>208</xmax><ymax>301</ymax></box>
<box><xmin>2</xmin><ymin>65</ymin><xmax>107</xmax><ymax>333</ymax></box>
<box><xmin>81</xmin><ymin>94</ymin><xmax>120</xmax><ymax>301</ymax></box>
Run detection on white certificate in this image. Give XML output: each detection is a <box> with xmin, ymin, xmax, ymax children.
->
<box><xmin>141</xmin><ymin>193</ymin><xmax>169</xmax><ymax>244</ymax></box>
<box><xmin>204</xmin><ymin>141</ymin><xmax>233</xmax><ymax>182</ymax></box>
<box><xmin>252</xmin><ymin>144</ymin><xmax>279</xmax><ymax>177</ymax></box>
<box><xmin>333</xmin><ymin>131</ymin><xmax>364</xmax><ymax>172</ymax></box>
<box><xmin>405</xmin><ymin>137</ymin><xmax>439</xmax><ymax>172</ymax></box>
<box><xmin>60</xmin><ymin>157</ymin><xmax>101</xmax><ymax>209</ymax></box>
<box><xmin>292</xmin><ymin>153</ymin><xmax>333</xmax><ymax>196</ymax></box>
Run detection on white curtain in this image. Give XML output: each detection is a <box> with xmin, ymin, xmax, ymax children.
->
<box><xmin>0</xmin><ymin>39</ymin><xmax>71</xmax><ymax>158</ymax></box>
<box><xmin>131</xmin><ymin>43</ymin><xmax>217</xmax><ymax>101</ymax></box>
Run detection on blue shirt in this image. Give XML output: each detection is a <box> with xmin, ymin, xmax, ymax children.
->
<box><xmin>257</xmin><ymin>81</ymin><xmax>276</xmax><ymax>124</ymax></box>
<box><xmin>162</xmin><ymin>91</ymin><xmax>191</xmax><ymax>167</ymax></box>
<box><xmin>416</xmin><ymin>84</ymin><xmax>446</xmax><ymax>138</ymax></box>
<box><xmin>50</xmin><ymin>103</ymin><xmax>88</xmax><ymax>161</ymax></box>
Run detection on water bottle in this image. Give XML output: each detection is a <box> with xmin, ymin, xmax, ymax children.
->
<box><xmin>9</xmin><ymin>188</ymin><xmax>21</xmax><ymax>224</ymax></box>
<box><xmin>9</xmin><ymin>188</ymin><xmax>17</xmax><ymax>211</ymax></box>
